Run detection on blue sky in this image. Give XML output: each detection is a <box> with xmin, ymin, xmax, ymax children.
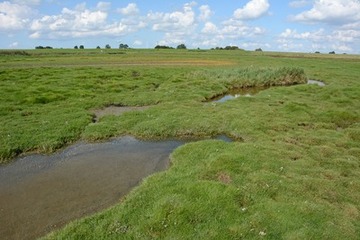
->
<box><xmin>1</xmin><ymin>0</ymin><xmax>359</xmax><ymax>53</ymax></box>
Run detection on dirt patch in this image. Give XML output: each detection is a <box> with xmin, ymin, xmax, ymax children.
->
<box><xmin>218</xmin><ymin>172</ymin><xmax>232</xmax><ymax>184</ymax></box>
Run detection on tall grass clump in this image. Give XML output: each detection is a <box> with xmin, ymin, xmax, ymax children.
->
<box><xmin>190</xmin><ymin>67</ymin><xmax>307</xmax><ymax>89</ymax></box>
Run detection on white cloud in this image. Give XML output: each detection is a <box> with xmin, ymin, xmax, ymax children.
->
<box><xmin>201</xmin><ymin>22</ymin><xmax>218</xmax><ymax>34</ymax></box>
<box><xmin>331</xmin><ymin>44</ymin><xmax>352</xmax><ymax>52</ymax></box>
<box><xmin>117</xmin><ymin>3</ymin><xmax>139</xmax><ymax>16</ymax></box>
<box><xmin>29</xmin><ymin>3</ymin><xmax>146</xmax><ymax>39</ymax></box>
<box><xmin>133</xmin><ymin>40</ymin><xmax>142</xmax><ymax>46</ymax></box>
<box><xmin>9</xmin><ymin>41</ymin><xmax>19</xmax><ymax>48</ymax></box>
<box><xmin>31</xmin><ymin>6</ymin><xmax>107</xmax><ymax>33</ymax></box>
<box><xmin>29</xmin><ymin>31</ymin><xmax>40</xmax><ymax>39</ymax></box>
<box><xmin>292</xmin><ymin>0</ymin><xmax>360</xmax><ymax>25</ymax></box>
<box><xmin>278</xmin><ymin>27</ymin><xmax>359</xmax><ymax>53</ymax></box>
<box><xmin>234</xmin><ymin>0</ymin><xmax>270</xmax><ymax>20</ymax></box>
<box><xmin>149</xmin><ymin>2</ymin><xmax>196</xmax><ymax>32</ymax></box>
<box><xmin>196</xmin><ymin>16</ymin><xmax>267</xmax><ymax>49</ymax></box>
<box><xmin>221</xmin><ymin>18</ymin><xmax>265</xmax><ymax>38</ymax></box>
<box><xmin>0</xmin><ymin>1</ymin><xmax>34</xmax><ymax>31</ymax></box>
<box><xmin>280</xmin><ymin>28</ymin><xmax>327</xmax><ymax>43</ymax></box>
<box><xmin>198</xmin><ymin>5</ymin><xmax>212</xmax><ymax>22</ymax></box>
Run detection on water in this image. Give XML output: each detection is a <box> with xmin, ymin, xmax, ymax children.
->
<box><xmin>211</xmin><ymin>86</ymin><xmax>270</xmax><ymax>103</ymax></box>
<box><xmin>0</xmin><ymin>136</ymin><xmax>183</xmax><ymax>240</ymax></box>
<box><xmin>0</xmin><ymin>135</ymin><xmax>232</xmax><ymax>240</ymax></box>
<box><xmin>210</xmin><ymin>80</ymin><xmax>325</xmax><ymax>103</ymax></box>
<box><xmin>307</xmin><ymin>79</ymin><xmax>325</xmax><ymax>86</ymax></box>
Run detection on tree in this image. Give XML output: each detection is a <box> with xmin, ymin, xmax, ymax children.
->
<box><xmin>155</xmin><ymin>45</ymin><xmax>173</xmax><ymax>49</ymax></box>
<box><xmin>119</xmin><ymin>43</ymin><xmax>129</xmax><ymax>49</ymax></box>
<box><xmin>225</xmin><ymin>46</ymin><xmax>239</xmax><ymax>50</ymax></box>
<box><xmin>176</xmin><ymin>43</ymin><xmax>187</xmax><ymax>49</ymax></box>
<box><xmin>329</xmin><ymin>51</ymin><xmax>335</xmax><ymax>54</ymax></box>
<box><xmin>255</xmin><ymin>48</ymin><xmax>263</xmax><ymax>52</ymax></box>
<box><xmin>74</xmin><ymin>45</ymin><xmax>78</xmax><ymax>49</ymax></box>
<box><xmin>105</xmin><ymin>44</ymin><xmax>111</xmax><ymax>49</ymax></box>
<box><xmin>79</xmin><ymin>45</ymin><xmax>84</xmax><ymax>49</ymax></box>
<box><xmin>96</xmin><ymin>46</ymin><xmax>101</xmax><ymax>49</ymax></box>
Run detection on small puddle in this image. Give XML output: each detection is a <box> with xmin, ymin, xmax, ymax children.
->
<box><xmin>0</xmin><ymin>135</ymin><xmax>231</xmax><ymax>240</ymax></box>
<box><xmin>307</xmin><ymin>79</ymin><xmax>325</xmax><ymax>86</ymax></box>
<box><xmin>210</xmin><ymin>86</ymin><xmax>270</xmax><ymax>103</ymax></box>
<box><xmin>209</xmin><ymin>80</ymin><xmax>325</xmax><ymax>103</ymax></box>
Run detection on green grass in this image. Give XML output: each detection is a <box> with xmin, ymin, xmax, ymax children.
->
<box><xmin>45</xmin><ymin>140</ymin><xmax>360</xmax><ymax>239</ymax></box>
<box><xmin>1</xmin><ymin>49</ymin><xmax>359</xmax><ymax>239</ymax></box>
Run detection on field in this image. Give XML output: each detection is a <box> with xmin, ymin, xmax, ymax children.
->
<box><xmin>1</xmin><ymin>49</ymin><xmax>360</xmax><ymax>239</ymax></box>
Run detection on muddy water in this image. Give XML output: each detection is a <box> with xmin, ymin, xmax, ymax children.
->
<box><xmin>0</xmin><ymin>136</ymin><xmax>184</xmax><ymax>240</ymax></box>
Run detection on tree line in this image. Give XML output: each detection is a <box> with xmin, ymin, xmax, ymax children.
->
<box><xmin>34</xmin><ymin>43</ymin><xmax>130</xmax><ymax>50</ymax></box>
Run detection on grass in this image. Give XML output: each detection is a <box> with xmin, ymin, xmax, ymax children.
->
<box><xmin>1</xmin><ymin>49</ymin><xmax>359</xmax><ymax>239</ymax></box>
<box><xmin>45</xmin><ymin>140</ymin><xmax>360</xmax><ymax>239</ymax></box>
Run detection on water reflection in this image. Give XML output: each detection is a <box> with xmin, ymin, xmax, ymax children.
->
<box><xmin>211</xmin><ymin>86</ymin><xmax>270</xmax><ymax>103</ymax></box>
<box><xmin>0</xmin><ymin>136</ymin><xmax>183</xmax><ymax>240</ymax></box>
<box><xmin>307</xmin><ymin>79</ymin><xmax>325</xmax><ymax>86</ymax></box>
<box><xmin>0</xmin><ymin>135</ymin><xmax>232</xmax><ymax>240</ymax></box>
<box><xmin>210</xmin><ymin>80</ymin><xmax>325</xmax><ymax>103</ymax></box>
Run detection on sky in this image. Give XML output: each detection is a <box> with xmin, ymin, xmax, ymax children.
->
<box><xmin>0</xmin><ymin>0</ymin><xmax>359</xmax><ymax>53</ymax></box>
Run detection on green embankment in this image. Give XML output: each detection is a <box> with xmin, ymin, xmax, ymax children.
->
<box><xmin>1</xmin><ymin>49</ymin><xmax>359</xmax><ymax>239</ymax></box>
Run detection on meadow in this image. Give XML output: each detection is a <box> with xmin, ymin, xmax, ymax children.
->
<box><xmin>0</xmin><ymin>49</ymin><xmax>359</xmax><ymax>239</ymax></box>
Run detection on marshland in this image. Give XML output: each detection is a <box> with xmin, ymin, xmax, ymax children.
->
<box><xmin>0</xmin><ymin>49</ymin><xmax>359</xmax><ymax>239</ymax></box>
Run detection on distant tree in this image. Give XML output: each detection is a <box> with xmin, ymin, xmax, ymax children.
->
<box><xmin>74</xmin><ymin>45</ymin><xmax>78</xmax><ymax>49</ymax></box>
<box><xmin>119</xmin><ymin>43</ymin><xmax>129</xmax><ymax>49</ymax></box>
<box><xmin>45</xmin><ymin>46</ymin><xmax>53</xmax><ymax>49</ymax></box>
<box><xmin>255</xmin><ymin>48</ymin><xmax>263</xmax><ymax>52</ymax></box>
<box><xmin>315</xmin><ymin>51</ymin><xmax>320</xmax><ymax>54</ymax></box>
<box><xmin>35</xmin><ymin>46</ymin><xmax>44</xmax><ymax>49</ymax></box>
<box><xmin>96</xmin><ymin>46</ymin><xmax>101</xmax><ymax>49</ymax></box>
<box><xmin>155</xmin><ymin>45</ymin><xmax>174</xmax><ymax>49</ymax></box>
<box><xmin>225</xmin><ymin>46</ymin><xmax>239</xmax><ymax>50</ymax></box>
<box><xmin>79</xmin><ymin>45</ymin><xmax>84</xmax><ymax>49</ymax></box>
<box><xmin>329</xmin><ymin>51</ymin><xmax>335</xmax><ymax>54</ymax></box>
<box><xmin>176</xmin><ymin>43</ymin><xmax>187</xmax><ymax>49</ymax></box>
<box><xmin>105</xmin><ymin>44</ymin><xmax>111</xmax><ymax>49</ymax></box>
